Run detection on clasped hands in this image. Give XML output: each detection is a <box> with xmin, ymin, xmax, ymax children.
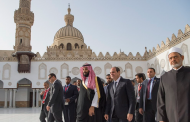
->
<box><xmin>104</xmin><ymin>114</ymin><xmax>133</xmax><ymax>122</ymax></box>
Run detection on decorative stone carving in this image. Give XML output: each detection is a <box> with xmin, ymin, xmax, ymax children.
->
<box><xmin>20</xmin><ymin>55</ymin><xmax>29</xmax><ymax>64</ymax></box>
<box><xmin>98</xmin><ymin>52</ymin><xmax>104</xmax><ymax>58</ymax></box>
<box><xmin>154</xmin><ymin>58</ymin><xmax>160</xmax><ymax>75</ymax></box>
<box><xmin>2</xmin><ymin>63</ymin><xmax>11</xmax><ymax>80</ymax></box>
<box><xmin>94</xmin><ymin>67</ymin><xmax>102</xmax><ymax>75</ymax></box>
<box><xmin>72</xmin><ymin>67</ymin><xmax>80</xmax><ymax>75</ymax></box>
<box><xmin>104</xmin><ymin>63</ymin><xmax>112</xmax><ymax>76</ymax></box>
<box><xmin>177</xmin><ymin>29</ymin><xmax>183</xmax><ymax>38</ymax></box>
<box><xmin>118</xmin><ymin>67</ymin><xmax>123</xmax><ymax>74</ymax></box>
<box><xmin>160</xmin><ymin>59</ymin><xmax>165</xmax><ymax>69</ymax></box>
<box><xmin>151</xmin><ymin>64</ymin><xmax>154</xmax><ymax>68</ymax></box>
<box><xmin>112</xmin><ymin>52</ymin><xmax>118</xmax><ymax>58</ymax></box>
<box><xmin>105</xmin><ymin>52</ymin><xmax>111</xmax><ymax>58</ymax></box>
<box><xmin>36</xmin><ymin>82</ymin><xmax>40</xmax><ymax>86</ymax></box>
<box><xmin>181</xmin><ymin>43</ymin><xmax>190</xmax><ymax>65</ymax></box>
<box><xmin>61</xmin><ymin>63</ymin><xmax>69</xmax><ymax>79</ymax></box>
<box><xmin>49</xmin><ymin>67</ymin><xmax>58</xmax><ymax>75</ymax></box>
<box><xmin>125</xmin><ymin>63</ymin><xmax>133</xmax><ymax>78</ymax></box>
<box><xmin>8</xmin><ymin>82</ymin><xmax>12</xmax><ymax>86</ymax></box>
<box><xmin>38</xmin><ymin>63</ymin><xmax>47</xmax><ymax>79</ymax></box>
<box><xmin>147</xmin><ymin>63</ymin><xmax>150</xmax><ymax>69</ymax></box>
<box><xmin>185</xmin><ymin>24</ymin><xmax>190</xmax><ymax>33</ymax></box>
<box><xmin>135</xmin><ymin>66</ymin><xmax>143</xmax><ymax>73</ymax></box>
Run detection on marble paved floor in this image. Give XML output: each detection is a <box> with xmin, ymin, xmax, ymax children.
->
<box><xmin>0</xmin><ymin>108</ymin><xmax>51</xmax><ymax>122</ymax></box>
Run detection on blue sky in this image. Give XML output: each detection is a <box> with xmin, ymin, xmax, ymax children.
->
<box><xmin>0</xmin><ymin>0</ymin><xmax>189</xmax><ymax>56</ymax></box>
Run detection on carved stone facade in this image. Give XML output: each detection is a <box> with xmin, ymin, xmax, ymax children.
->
<box><xmin>118</xmin><ymin>66</ymin><xmax>123</xmax><ymax>74</ymax></box>
<box><xmin>154</xmin><ymin>58</ymin><xmax>160</xmax><ymax>75</ymax></box>
<box><xmin>38</xmin><ymin>63</ymin><xmax>47</xmax><ymax>79</ymax></box>
<box><xmin>160</xmin><ymin>59</ymin><xmax>165</xmax><ymax>69</ymax></box>
<box><xmin>104</xmin><ymin>63</ymin><xmax>112</xmax><ymax>76</ymax></box>
<box><xmin>2</xmin><ymin>63</ymin><xmax>11</xmax><ymax>80</ymax></box>
<box><xmin>135</xmin><ymin>66</ymin><xmax>143</xmax><ymax>73</ymax></box>
<box><xmin>14</xmin><ymin>0</ymin><xmax>34</xmax><ymax>52</ymax></box>
<box><xmin>181</xmin><ymin>43</ymin><xmax>190</xmax><ymax>65</ymax></box>
<box><xmin>49</xmin><ymin>67</ymin><xmax>58</xmax><ymax>75</ymax></box>
<box><xmin>125</xmin><ymin>63</ymin><xmax>133</xmax><ymax>78</ymax></box>
<box><xmin>72</xmin><ymin>67</ymin><xmax>80</xmax><ymax>75</ymax></box>
<box><xmin>61</xmin><ymin>63</ymin><xmax>69</xmax><ymax>79</ymax></box>
<box><xmin>94</xmin><ymin>67</ymin><xmax>102</xmax><ymax>75</ymax></box>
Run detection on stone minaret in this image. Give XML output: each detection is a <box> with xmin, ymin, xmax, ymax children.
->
<box><xmin>14</xmin><ymin>0</ymin><xmax>34</xmax><ymax>51</ymax></box>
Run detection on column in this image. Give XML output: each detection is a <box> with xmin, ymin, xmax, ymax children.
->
<box><xmin>32</xmin><ymin>89</ymin><xmax>35</xmax><ymax>107</ymax></box>
<box><xmin>4</xmin><ymin>89</ymin><xmax>8</xmax><ymax>108</ymax></box>
<box><xmin>40</xmin><ymin>89</ymin><xmax>43</xmax><ymax>107</ymax></box>
<box><xmin>13</xmin><ymin>89</ymin><xmax>17</xmax><ymax>108</ymax></box>
<box><xmin>36</xmin><ymin>89</ymin><xmax>39</xmax><ymax>107</ymax></box>
<box><xmin>9</xmin><ymin>89</ymin><xmax>13</xmax><ymax>108</ymax></box>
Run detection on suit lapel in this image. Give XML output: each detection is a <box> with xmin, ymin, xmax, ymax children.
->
<box><xmin>151</xmin><ymin>77</ymin><xmax>157</xmax><ymax>90</ymax></box>
<box><xmin>110</xmin><ymin>82</ymin><xmax>114</xmax><ymax>95</ymax></box>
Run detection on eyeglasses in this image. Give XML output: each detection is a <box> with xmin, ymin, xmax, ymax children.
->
<box><xmin>49</xmin><ymin>76</ymin><xmax>52</xmax><ymax>80</ymax></box>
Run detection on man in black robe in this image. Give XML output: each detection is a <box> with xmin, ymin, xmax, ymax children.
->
<box><xmin>77</xmin><ymin>64</ymin><xmax>106</xmax><ymax>122</ymax></box>
<box><xmin>157</xmin><ymin>47</ymin><xmax>190</xmax><ymax>122</ymax></box>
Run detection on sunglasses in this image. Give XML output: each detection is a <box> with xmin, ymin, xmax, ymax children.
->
<box><xmin>49</xmin><ymin>76</ymin><xmax>52</xmax><ymax>80</ymax></box>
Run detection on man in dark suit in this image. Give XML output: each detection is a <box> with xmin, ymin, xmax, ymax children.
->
<box><xmin>46</xmin><ymin>73</ymin><xmax>63</xmax><ymax>122</ymax></box>
<box><xmin>105</xmin><ymin>67</ymin><xmax>136</xmax><ymax>122</ymax></box>
<box><xmin>63</xmin><ymin>76</ymin><xmax>79</xmax><ymax>122</ymax></box>
<box><xmin>134</xmin><ymin>73</ymin><xmax>145</xmax><ymax>122</ymax></box>
<box><xmin>139</xmin><ymin>68</ymin><xmax>160</xmax><ymax>122</ymax></box>
<box><xmin>39</xmin><ymin>81</ymin><xmax>50</xmax><ymax>122</ymax></box>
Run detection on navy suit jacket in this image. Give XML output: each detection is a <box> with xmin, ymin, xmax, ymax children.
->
<box><xmin>63</xmin><ymin>84</ymin><xmax>78</xmax><ymax>107</ymax></box>
<box><xmin>139</xmin><ymin>77</ymin><xmax>160</xmax><ymax>112</ymax></box>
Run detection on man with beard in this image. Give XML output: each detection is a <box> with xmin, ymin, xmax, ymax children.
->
<box><xmin>77</xmin><ymin>64</ymin><xmax>106</xmax><ymax>122</ymax></box>
<box><xmin>157</xmin><ymin>47</ymin><xmax>190</xmax><ymax>122</ymax></box>
<box><xmin>104</xmin><ymin>74</ymin><xmax>113</xmax><ymax>94</ymax></box>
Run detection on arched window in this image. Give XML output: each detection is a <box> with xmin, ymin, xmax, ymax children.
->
<box><xmin>20</xmin><ymin>39</ymin><xmax>22</xmax><ymax>45</ymax></box>
<box><xmin>59</xmin><ymin>43</ymin><xmax>64</xmax><ymax>49</ymax></box>
<box><xmin>67</xmin><ymin>43</ymin><xmax>72</xmax><ymax>50</ymax></box>
<box><xmin>81</xmin><ymin>45</ymin><xmax>84</xmax><ymax>49</ymax></box>
<box><xmin>75</xmin><ymin>43</ymin><xmax>79</xmax><ymax>49</ymax></box>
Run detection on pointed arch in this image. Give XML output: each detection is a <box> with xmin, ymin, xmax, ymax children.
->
<box><xmin>104</xmin><ymin>63</ymin><xmax>112</xmax><ymax>76</ymax></box>
<box><xmin>154</xmin><ymin>58</ymin><xmax>160</xmax><ymax>75</ymax></box>
<box><xmin>125</xmin><ymin>63</ymin><xmax>133</xmax><ymax>78</ymax></box>
<box><xmin>2</xmin><ymin>63</ymin><xmax>11</xmax><ymax>80</ymax></box>
<box><xmin>67</xmin><ymin>43</ymin><xmax>72</xmax><ymax>50</ymax></box>
<box><xmin>38</xmin><ymin>63</ymin><xmax>47</xmax><ymax>79</ymax></box>
<box><xmin>181</xmin><ymin>43</ymin><xmax>190</xmax><ymax>65</ymax></box>
<box><xmin>61</xmin><ymin>63</ymin><xmax>69</xmax><ymax>79</ymax></box>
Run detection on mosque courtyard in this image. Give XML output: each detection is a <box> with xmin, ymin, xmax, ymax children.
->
<box><xmin>0</xmin><ymin>108</ymin><xmax>50</xmax><ymax>122</ymax></box>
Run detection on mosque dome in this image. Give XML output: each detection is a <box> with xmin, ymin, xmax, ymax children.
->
<box><xmin>53</xmin><ymin>6</ymin><xmax>84</xmax><ymax>42</ymax></box>
<box><xmin>54</xmin><ymin>25</ymin><xmax>84</xmax><ymax>42</ymax></box>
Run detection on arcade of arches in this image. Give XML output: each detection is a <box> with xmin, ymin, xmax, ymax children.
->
<box><xmin>0</xmin><ymin>79</ymin><xmax>46</xmax><ymax>108</ymax></box>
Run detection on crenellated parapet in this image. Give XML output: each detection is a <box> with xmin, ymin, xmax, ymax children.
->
<box><xmin>1</xmin><ymin>24</ymin><xmax>190</xmax><ymax>62</ymax></box>
<box><xmin>145</xmin><ymin>24</ymin><xmax>190</xmax><ymax>60</ymax></box>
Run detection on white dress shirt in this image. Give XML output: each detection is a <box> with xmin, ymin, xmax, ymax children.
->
<box><xmin>114</xmin><ymin>76</ymin><xmax>121</xmax><ymax>87</ymax></box>
<box><xmin>85</xmin><ymin>77</ymin><xmax>99</xmax><ymax>108</ymax></box>
<box><xmin>173</xmin><ymin>65</ymin><xmax>183</xmax><ymax>70</ymax></box>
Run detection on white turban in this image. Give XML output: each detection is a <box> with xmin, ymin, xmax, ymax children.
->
<box><xmin>168</xmin><ymin>47</ymin><xmax>183</xmax><ymax>57</ymax></box>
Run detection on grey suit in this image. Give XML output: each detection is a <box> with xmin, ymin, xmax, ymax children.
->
<box><xmin>139</xmin><ymin>77</ymin><xmax>160</xmax><ymax>122</ymax></box>
<box><xmin>105</xmin><ymin>77</ymin><xmax>136</xmax><ymax>122</ymax></box>
<box><xmin>134</xmin><ymin>84</ymin><xmax>143</xmax><ymax>122</ymax></box>
<box><xmin>39</xmin><ymin>89</ymin><xmax>50</xmax><ymax>122</ymax></box>
<box><xmin>48</xmin><ymin>80</ymin><xmax>64</xmax><ymax>122</ymax></box>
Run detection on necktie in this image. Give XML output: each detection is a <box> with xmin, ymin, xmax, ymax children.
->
<box><xmin>65</xmin><ymin>85</ymin><xmax>69</xmax><ymax>92</ymax></box>
<box><xmin>138</xmin><ymin>84</ymin><xmax>142</xmax><ymax>97</ymax></box>
<box><xmin>114</xmin><ymin>82</ymin><xmax>117</xmax><ymax>93</ymax></box>
<box><xmin>42</xmin><ymin>88</ymin><xmax>50</xmax><ymax>104</ymax></box>
<box><xmin>146</xmin><ymin>79</ymin><xmax>151</xmax><ymax>99</ymax></box>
